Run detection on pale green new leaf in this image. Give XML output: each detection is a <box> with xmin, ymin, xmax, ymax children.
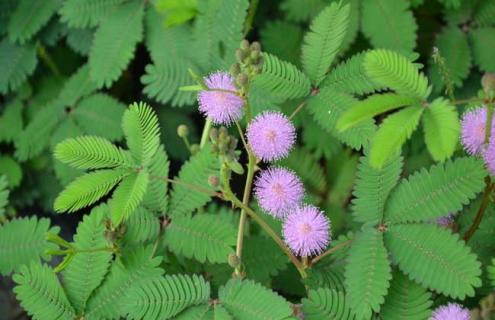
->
<box><xmin>169</xmin><ymin>146</ymin><xmax>219</xmax><ymax>217</ymax></box>
<box><xmin>301</xmin><ymin>2</ymin><xmax>350</xmax><ymax>85</ymax></box>
<box><xmin>62</xmin><ymin>206</ymin><xmax>112</xmax><ymax>313</ymax></box>
<box><xmin>384</xmin><ymin>157</ymin><xmax>486</xmax><ymax>223</ymax></box>
<box><xmin>54</xmin><ymin>169</ymin><xmax>130</xmax><ymax>213</ymax></box>
<box><xmin>123</xmin><ymin>206</ymin><xmax>160</xmax><ymax>244</ymax></box>
<box><xmin>302</xmin><ymin>288</ymin><xmax>356</xmax><ymax>320</ymax></box>
<box><xmin>122</xmin><ymin>102</ymin><xmax>161</xmax><ymax>166</ymax></box>
<box><xmin>89</xmin><ymin>1</ymin><xmax>144</xmax><ymax>88</ymax></box>
<box><xmin>385</xmin><ymin>224</ymin><xmax>482</xmax><ymax>299</ymax></box>
<box><xmin>13</xmin><ymin>263</ymin><xmax>76</xmax><ymax>320</ymax></box>
<box><xmin>252</xmin><ymin>53</ymin><xmax>311</xmax><ymax>102</ymax></box>
<box><xmin>7</xmin><ymin>0</ymin><xmax>59</xmax><ymax>44</ymax></box>
<box><xmin>380</xmin><ymin>272</ymin><xmax>432</xmax><ymax>320</ymax></box>
<box><xmin>110</xmin><ymin>170</ymin><xmax>149</xmax><ymax>225</ymax></box>
<box><xmin>364</xmin><ymin>49</ymin><xmax>430</xmax><ymax>99</ymax></box>
<box><xmin>219</xmin><ymin>279</ymin><xmax>293</xmax><ymax>320</ymax></box>
<box><xmin>345</xmin><ymin>229</ymin><xmax>391</xmax><ymax>319</ymax></box>
<box><xmin>422</xmin><ymin>98</ymin><xmax>459</xmax><ymax>161</ymax></box>
<box><xmin>352</xmin><ymin>153</ymin><xmax>402</xmax><ymax>224</ymax></box>
<box><xmin>337</xmin><ymin>93</ymin><xmax>418</xmax><ymax>132</ymax></box>
<box><xmin>59</xmin><ymin>0</ymin><xmax>124</xmax><ymax>28</ymax></box>
<box><xmin>123</xmin><ymin>274</ymin><xmax>211</xmax><ymax>320</ymax></box>
<box><xmin>165</xmin><ymin>214</ymin><xmax>236</xmax><ymax>264</ymax></box>
<box><xmin>0</xmin><ymin>217</ymin><xmax>59</xmax><ymax>275</ymax></box>
<box><xmin>370</xmin><ymin>106</ymin><xmax>424</xmax><ymax>169</ymax></box>
<box><xmin>361</xmin><ymin>0</ymin><xmax>417</xmax><ymax>56</ymax></box>
<box><xmin>0</xmin><ymin>39</ymin><xmax>37</xmax><ymax>94</ymax></box>
<box><xmin>55</xmin><ymin>136</ymin><xmax>134</xmax><ymax>170</ymax></box>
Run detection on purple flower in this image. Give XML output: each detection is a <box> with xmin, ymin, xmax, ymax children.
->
<box><xmin>246</xmin><ymin>111</ymin><xmax>296</xmax><ymax>161</ymax></box>
<box><xmin>283</xmin><ymin>205</ymin><xmax>330</xmax><ymax>257</ymax></box>
<box><xmin>254</xmin><ymin>167</ymin><xmax>304</xmax><ymax>219</ymax></box>
<box><xmin>198</xmin><ymin>72</ymin><xmax>244</xmax><ymax>125</ymax></box>
<box><xmin>461</xmin><ymin>106</ymin><xmax>495</xmax><ymax>155</ymax></box>
<box><xmin>430</xmin><ymin>303</ymin><xmax>470</xmax><ymax>320</ymax></box>
<box><xmin>484</xmin><ymin>139</ymin><xmax>495</xmax><ymax>175</ymax></box>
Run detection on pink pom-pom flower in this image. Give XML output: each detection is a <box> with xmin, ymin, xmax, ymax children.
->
<box><xmin>283</xmin><ymin>205</ymin><xmax>330</xmax><ymax>257</ymax></box>
<box><xmin>461</xmin><ymin>106</ymin><xmax>495</xmax><ymax>155</ymax></box>
<box><xmin>246</xmin><ymin>111</ymin><xmax>296</xmax><ymax>162</ymax></box>
<box><xmin>430</xmin><ymin>303</ymin><xmax>470</xmax><ymax>320</ymax></box>
<box><xmin>254</xmin><ymin>167</ymin><xmax>304</xmax><ymax>219</ymax></box>
<box><xmin>197</xmin><ymin>72</ymin><xmax>244</xmax><ymax>125</ymax></box>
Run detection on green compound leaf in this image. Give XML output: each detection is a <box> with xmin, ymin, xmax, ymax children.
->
<box><xmin>470</xmin><ymin>27</ymin><xmax>495</xmax><ymax>72</ymax></box>
<box><xmin>13</xmin><ymin>263</ymin><xmax>76</xmax><ymax>320</ymax></box>
<box><xmin>89</xmin><ymin>0</ymin><xmax>144</xmax><ymax>88</ymax></box>
<box><xmin>0</xmin><ymin>217</ymin><xmax>59</xmax><ymax>275</ymax></box>
<box><xmin>301</xmin><ymin>1</ymin><xmax>351</xmax><ymax>85</ymax></box>
<box><xmin>59</xmin><ymin>0</ymin><xmax>124</xmax><ymax>28</ymax></box>
<box><xmin>345</xmin><ymin>229</ymin><xmax>391</xmax><ymax>319</ymax></box>
<box><xmin>302</xmin><ymin>288</ymin><xmax>356</xmax><ymax>320</ymax></box>
<box><xmin>384</xmin><ymin>157</ymin><xmax>486</xmax><ymax>223</ymax></box>
<box><xmin>380</xmin><ymin>272</ymin><xmax>432</xmax><ymax>320</ymax></box>
<box><xmin>0</xmin><ymin>175</ymin><xmax>8</xmax><ymax>219</ymax></box>
<box><xmin>110</xmin><ymin>170</ymin><xmax>149</xmax><ymax>226</ymax></box>
<box><xmin>0</xmin><ymin>39</ymin><xmax>37</xmax><ymax>94</ymax></box>
<box><xmin>385</xmin><ymin>224</ymin><xmax>482</xmax><ymax>299</ymax></box>
<box><xmin>370</xmin><ymin>106</ymin><xmax>424</xmax><ymax>169</ymax></box>
<box><xmin>141</xmin><ymin>145</ymin><xmax>170</xmax><ymax>214</ymax></box>
<box><xmin>422</xmin><ymin>98</ymin><xmax>459</xmax><ymax>162</ymax></box>
<box><xmin>364</xmin><ymin>49</ymin><xmax>430</xmax><ymax>99</ymax></box>
<box><xmin>165</xmin><ymin>214</ymin><xmax>236</xmax><ymax>264</ymax></box>
<box><xmin>219</xmin><ymin>279</ymin><xmax>293</xmax><ymax>320</ymax></box>
<box><xmin>122</xmin><ymin>206</ymin><xmax>160</xmax><ymax>244</ymax></box>
<box><xmin>123</xmin><ymin>274</ymin><xmax>211</xmax><ymax>320</ymax></box>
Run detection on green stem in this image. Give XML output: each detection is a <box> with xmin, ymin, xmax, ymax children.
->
<box><xmin>243</xmin><ymin>0</ymin><xmax>260</xmax><ymax>36</ymax></box>
<box><xmin>464</xmin><ymin>178</ymin><xmax>494</xmax><ymax>242</ymax></box>
<box><xmin>37</xmin><ymin>45</ymin><xmax>62</xmax><ymax>78</ymax></box>
<box><xmin>200</xmin><ymin>118</ymin><xmax>212</xmax><ymax>149</ymax></box>
<box><xmin>310</xmin><ymin>239</ymin><xmax>353</xmax><ymax>265</ymax></box>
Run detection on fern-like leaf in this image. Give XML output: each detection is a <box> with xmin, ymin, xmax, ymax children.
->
<box><xmin>142</xmin><ymin>145</ymin><xmax>170</xmax><ymax>213</ymax></box>
<box><xmin>384</xmin><ymin>157</ymin><xmax>486</xmax><ymax>223</ymax></box>
<box><xmin>252</xmin><ymin>53</ymin><xmax>311</xmax><ymax>102</ymax></box>
<box><xmin>470</xmin><ymin>27</ymin><xmax>495</xmax><ymax>72</ymax></box>
<box><xmin>302</xmin><ymin>288</ymin><xmax>356</xmax><ymax>320</ymax></box>
<box><xmin>7</xmin><ymin>0</ymin><xmax>59</xmax><ymax>44</ymax></box>
<box><xmin>66</xmin><ymin>27</ymin><xmax>94</xmax><ymax>56</ymax></box>
<box><xmin>123</xmin><ymin>274</ymin><xmax>211</xmax><ymax>319</ymax></box>
<box><xmin>0</xmin><ymin>175</ymin><xmax>8</xmax><ymax>219</ymax></box>
<box><xmin>85</xmin><ymin>246</ymin><xmax>164</xmax><ymax>319</ymax></box>
<box><xmin>169</xmin><ymin>146</ymin><xmax>219</xmax><ymax>217</ymax></box>
<box><xmin>337</xmin><ymin>93</ymin><xmax>418</xmax><ymax>132</ymax></box>
<box><xmin>89</xmin><ymin>1</ymin><xmax>144</xmax><ymax>88</ymax></box>
<box><xmin>352</xmin><ymin>153</ymin><xmax>402</xmax><ymax>224</ymax></box>
<box><xmin>301</xmin><ymin>2</ymin><xmax>350</xmax><ymax>85</ymax></box>
<box><xmin>345</xmin><ymin>229</ymin><xmax>391</xmax><ymax>319</ymax></box>
<box><xmin>0</xmin><ymin>217</ymin><xmax>59</xmax><ymax>275</ymax></box>
<box><xmin>54</xmin><ymin>168</ymin><xmax>130</xmax><ymax>213</ymax></box>
<box><xmin>0</xmin><ymin>39</ymin><xmax>37</xmax><ymax>94</ymax></box>
<box><xmin>0</xmin><ymin>98</ymin><xmax>23</xmax><ymax>143</ymax></box>
<box><xmin>62</xmin><ymin>205</ymin><xmax>113</xmax><ymax>313</ymax></box>
<box><xmin>385</xmin><ymin>224</ymin><xmax>482</xmax><ymax>299</ymax></box>
<box><xmin>122</xmin><ymin>102</ymin><xmax>161</xmax><ymax>167</ymax></box>
<box><xmin>243</xmin><ymin>236</ymin><xmax>289</xmax><ymax>283</ymax></box>
<box><xmin>380</xmin><ymin>271</ymin><xmax>432</xmax><ymax>320</ymax></box>
<box><xmin>123</xmin><ymin>206</ymin><xmax>160</xmax><ymax>244</ymax></box>
<box><xmin>13</xmin><ymin>263</ymin><xmax>76</xmax><ymax>320</ymax></box>
<box><xmin>110</xmin><ymin>170</ymin><xmax>149</xmax><ymax>225</ymax></box>
<box><xmin>364</xmin><ymin>49</ymin><xmax>430</xmax><ymax>99</ymax></box>
<box><xmin>59</xmin><ymin>0</ymin><xmax>124</xmax><ymax>28</ymax></box>
<box><xmin>165</xmin><ymin>214</ymin><xmax>236</xmax><ymax>264</ymax></box>
<box><xmin>422</xmin><ymin>98</ymin><xmax>459</xmax><ymax>161</ymax></box>
<box><xmin>58</xmin><ymin>64</ymin><xmax>99</xmax><ymax>107</ymax></box>
<box><xmin>370</xmin><ymin>106</ymin><xmax>423</xmax><ymax>169</ymax></box>
<box><xmin>361</xmin><ymin>0</ymin><xmax>417</xmax><ymax>56</ymax></box>
<box><xmin>55</xmin><ymin>136</ymin><xmax>134</xmax><ymax>170</ymax></box>
<box><xmin>474</xmin><ymin>0</ymin><xmax>495</xmax><ymax>27</ymax></box>
<box><xmin>219</xmin><ymin>279</ymin><xmax>293</xmax><ymax>320</ymax></box>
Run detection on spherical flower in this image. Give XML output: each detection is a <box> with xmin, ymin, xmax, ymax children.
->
<box><xmin>483</xmin><ymin>138</ymin><xmax>495</xmax><ymax>175</ymax></box>
<box><xmin>461</xmin><ymin>106</ymin><xmax>495</xmax><ymax>155</ymax></box>
<box><xmin>198</xmin><ymin>72</ymin><xmax>244</xmax><ymax>125</ymax></box>
<box><xmin>246</xmin><ymin>111</ymin><xmax>296</xmax><ymax>161</ymax></box>
<box><xmin>254</xmin><ymin>167</ymin><xmax>304</xmax><ymax>219</ymax></box>
<box><xmin>283</xmin><ymin>205</ymin><xmax>330</xmax><ymax>257</ymax></box>
<box><xmin>430</xmin><ymin>303</ymin><xmax>470</xmax><ymax>320</ymax></box>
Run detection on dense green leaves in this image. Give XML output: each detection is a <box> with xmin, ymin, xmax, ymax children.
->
<box><xmin>384</xmin><ymin>157</ymin><xmax>486</xmax><ymax>223</ymax></box>
<box><xmin>302</xmin><ymin>288</ymin><xmax>356</xmax><ymax>320</ymax></box>
<box><xmin>0</xmin><ymin>175</ymin><xmax>8</xmax><ymax>218</ymax></box>
<box><xmin>0</xmin><ymin>40</ymin><xmax>37</xmax><ymax>94</ymax></box>
<box><xmin>302</xmin><ymin>1</ymin><xmax>350</xmax><ymax>85</ymax></box>
<box><xmin>385</xmin><ymin>224</ymin><xmax>482</xmax><ymax>299</ymax></box>
<box><xmin>470</xmin><ymin>27</ymin><xmax>495</xmax><ymax>72</ymax></box>
<box><xmin>59</xmin><ymin>0</ymin><xmax>124</xmax><ymax>28</ymax></box>
<box><xmin>110</xmin><ymin>170</ymin><xmax>149</xmax><ymax>225</ymax></box>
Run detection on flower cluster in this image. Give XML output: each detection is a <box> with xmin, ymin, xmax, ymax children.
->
<box><xmin>461</xmin><ymin>106</ymin><xmax>495</xmax><ymax>174</ymax></box>
<box><xmin>430</xmin><ymin>303</ymin><xmax>470</xmax><ymax>320</ymax></box>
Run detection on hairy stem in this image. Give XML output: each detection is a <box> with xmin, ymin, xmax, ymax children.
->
<box><xmin>310</xmin><ymin>239</ymin><xmax>353</xmax><ymax>265</ymax></box>
<box><xmin>289</xmin><ymin>100</ymin><xmax>307</xmax><ymax>120</ymax></box>
<box><xmin>200</xmin><ymin>118</ymin><xmax>212</xmax><ymax>149</ymax></box>
<box><xmin>464</xmin><ymin>178</ymin><xmax>494</xmax><ymax>242</ymax></box>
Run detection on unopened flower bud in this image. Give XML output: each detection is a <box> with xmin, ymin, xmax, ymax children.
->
<box><xmin>230</xmin><ymin>63</ymin><xmax>241</xmax><ymax>76</ymax></box>
<box><xmin>190</xmin><ymin>144</ymin><xmax>200</xmax><ymax>154</ymax></box>
<box><xmin>240</xmin><ymin>39</ymin><xmax>250</xmax><ymax>50</ymax></box>
<box><xmin>177</xmin><ymin>124</ymin><xmax>189</xmax><ymax>138</ymax></box>
<box><xmin>236</xmin><ymin>73</ymin><xmax>248</xmax><ymax>86</ymax></box>
<box><xmin>228</xmin><ymin>253</ymin><xmax>241</xmax><ymax>268</ymax></box>
<box><xmin>250</xmin><ymin>50</ymin><xmax>260</xmax><ymax>61</ymax></box>
<box><xmin>209</xmin><ymin>128</ymin><xmax>218</xmax><ymax>142</ymax></box>
<box><xmin>482</xmin><ymin>73</ymin><xmax>495</xmax><ymax>97</ymax></box>
<box><xmin>235</xmin><ymin>48</ymin><xmax>246</xmax><ymax>62</ymax></box>
<box><xmin>250</xmin><ymin>41</ymin><xmax>261</xmax><ymax>52</ymax></box>
<box><xmin>208</xmin><ymin>175</ymin><xmax>220</xmax><ymax>187</ymax></box>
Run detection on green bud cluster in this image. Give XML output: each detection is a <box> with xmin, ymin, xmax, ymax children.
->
<box><xmin>230</xmin><ymin>39</ymin><xmax>264</xmax><ymax>90</ymax></box>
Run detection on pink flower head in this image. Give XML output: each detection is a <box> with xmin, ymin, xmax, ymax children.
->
<box><xmin>246</xmin><ymin>111</ymin><xmax>296</xmax><ymax>162</ymax></box>
<box><xmin>283</xmin><ymin>205</ymin><xmax>330</xmax><ymax>257</ymax></box>
<box><xmin>430</xmin><ymin>303</ymin><xmax>470</xmax><ymax>320</ymax></box>
<box><xmin>483</xmin><ymin>138</ymin><xmax>495</xmax><ymax>175</ymax></box>
<box><xmin>461</xmin><ymin>106</ymin><xmax>495</xmax><ymax>155</ymax></box>
<box><xmin>254</xmin><ymin>167</ymin><xmax>304</xmax><ymax>219</ymax></box>
<box><xmin>198</xmin><ymin>72</ymin><xmax>244</xmax><ymax>125</ymax></box>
